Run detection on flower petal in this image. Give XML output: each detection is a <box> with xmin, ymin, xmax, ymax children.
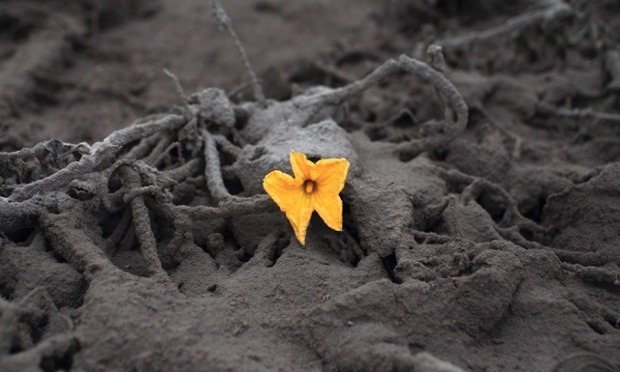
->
<box><xmin>263</xmin><ymin>170</ymin><xmax>313</xmax><ymax>245</ymax></box>
<box><xmin>290</xmin><ymin>151</ymin><xmax>315</xmax><ymax>181</ymax></box>
<box><xmin>286</xmin><ymin>192</ymin><xmax>313</xmax><ymax>245</ymax></box>
<box><xmin>314</xmin><ymin>158</ymin><xmax>349</xmax><ymax>193</ymax></box>
<box><xmin>312</xmin><ymin>189</ymin><xmax>343</xmax><ymax>231</ymax></box>
<box><xmin>263</xmin><ymin>170</ymin><xmax>302</xmax><ymax>211</ymax></box>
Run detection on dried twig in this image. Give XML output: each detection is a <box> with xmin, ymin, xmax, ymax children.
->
<box><xmin>175</xmin><ymin>194</ymin><xmax>276</xmax><ymax>220</ymax></box>
<box><xmin>210</xmin><ymin>0</ymin><xmax>266</xmax><ymax>106</ymax></box>
<box><xmin>163</xmin><ymin>68</ymin><xmax>192</xmax><ymax>117</ymax></box>
<box><xmin>300</xmin><ymin>51</ymin><xmax>468</xmax><ymax>154</ymax></box>
<box><xmin>313</xmin><ymin>61</ymin><xmax>356</xmax><ymax>84</ymax></box>
<box><xmin>162</xmin><ymin>158</ymin><xmax>202</xmax><ymax>183</ymax></box>
<box><xmin>123</xmin><ymin>133</ymin><xmax>162</xmax><ymax>160</ymax></box>
<box><xmin>439</xmin><ymin>168</ymin><xmax>548</xmax><ymax>240</ymax></box>
<box><xmin>0</xmin><ymin>142</ymin><xmax>46</xmax><ymax>161</ymax></box>
<box><xmin>119</xmin><ymin>165</ymin><xmax>173</xmax><ymax>285</ymax></box>
<box><xmin>437</xmin><ymin>0</ymin><xmax>572</xmax><ymax>49</ymax></box>
<box><xmin>143</xmin><ymin>136</ymin><xmax>173</xmax><ymax>165</ymax></box>
<box><xmin>537</xmin><ymin>105</ymin><xmax>620</xmax><ymax>123</ymax></box>
<box><xmin>123</xmin><ymin>185</ymin><xmax>165</xmax><ymax>203</ymax></box>
<box><xmin>9</xmin><ymin>114</ymin><xmax>187</xmax><ymax>202</ymax></box>
<box><xmin>202</xmin><ymin>128</ymin><xmax>237</xmax><ymax>203</ymax></box>
<box><xmin>40</xmin><ymin>208</ymin><xmax>119</xmax><ymax>279</ymax></box>
<box><xmin>155</xmin><ymin>142</ymin><xmax>183</xmax><ymax>167</ymax></box>
<box><xmin>0</xmin><ymin>196</ymin><xmax>42</xmax><ymax>233</ymax></box>
<box><xmin>213</xmin><ymin>134</ymin><xmax>241</xmax><ymax>158</ymax></box>
<box><xmin>105</xmin><ymin>208</ymin><xmax>132</xmax><ymax>253</ymax></box>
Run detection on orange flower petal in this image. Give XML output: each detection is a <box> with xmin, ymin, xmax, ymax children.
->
<box><xmin>290</xmin><ymin>151</ymin><xmax>315</xmax><ymax>181</ymax></box>
<box><xmin>263</xmin><ymin>169</ymin><xmax>313</xmax><ymax>245</ymax></box>
<box><xmin>263</xmin><ymin>170</ymin><xmax>302</xmax><ymax>211</ymax></box>
<box><xmin>312</xmin><ymin>188</ymin><xmax>343</xmax><ymax>231</ymax></box>
<box><xmin>314</xmin><ymin>158</ymin><xmax>349</xmax><ymax>193</ymax></box>
<box><xmin>286</xmin><ymin>192</ymin><xmax>313</xmax><ymax>245</ymax></box>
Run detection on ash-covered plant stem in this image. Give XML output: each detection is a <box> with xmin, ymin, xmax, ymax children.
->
<box><xmin>329</xmin><ymin>52</ymin><xmax>468</xmax><ymax>150</ymax></box>
<box><xmin>8</xmin><ymin>114</ymin><xmax>187</xmax><ymax>202</ymax></box>
<box><xmin>119</xmin><ymin>165</ymin><xmax>173</xmax><ymax>286</ymax></box>
<box><xmin>210</xmin><ymin>0</ymin><xmax>266</xmax><ymax>106</ymax></box>
<box><xmin>437</xmin><ymin>0</ymin><xmax>572</xmax><ymax>49</ymax></box>
<box><xmin>202</xmin><ymin>128</ymin><xmax>236</xmax><ymax>203</ymax></box>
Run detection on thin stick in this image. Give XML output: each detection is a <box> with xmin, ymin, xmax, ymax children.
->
<box><xmin>440</xmin><ymin>168</ymin><xmax>547</xmax><ymax>235</ymax></box>
<box><xmin>40</xmin><ymin>209</ymin><xmax>119</xmax><ymax>280</ymax></box>
<box><xmin>201</xmin><ymin>128</ymin><xmax>235</xmax><ymax>203</ymax></box>
<box><xmin>538</xmin><ymin>105</ymin><xmax>620</xmax><ymax>123</ymax></box>
<box><xmin>0</xmin><ymin>142</ymin><xmax>45</xmax><ymax>161</ymax></box>
<box><xmin>0</xmin><ymin>196</ymin><xmax>41</xmax><ymax>233</ymax></box>
<box><xmin>213</xmin><ymin>134</ymin><xmax>241</xmax><ymax>157</ymax></box>
<box><xmin>143</xmin><ymin>136</ymin><xmax>173</xmax><ymax>165</ymax></box>
<box><xmin>437</xmin><ymin>0</ymin><xmax>572</xmax><ymax>49</ymax></box>
<box><xmin>119</xmin><ymin>166</ymin><xmax>173</xmax><ymax>285</ymax></box>
<box><xmin>210</xmin><ymin>0</ymin><xmax>266</xmax><ymax>106</ymax></box>
<box><xmin>152</xmin><ymin>142</ymin><xmax>183</xmax><ymax>167</ymax></box>
<box><xmin>163</xmin><ymin>68</ymin><xmax>192</xmax><ymax>117</ymax></box>
<box><xmin>333</xmin><ymin>53</ymin><xmax>467</xmax><ymax>133</ymax></box>
<box><xmin>162</xmin><ymin>158</ymin><xmax>202</xmax><ymax>183</ymax></box>
<box><xmin>9</xmin><ymin>114</ymin><xmax>187</xmax><ymax>202</ymax></box>
<box><xmin>302</xmin><ymin>51</ymin><xmax>468</xmax><ymax>154</ymax></box>
<box><xmin>175</xmin><ymin>194</ymin><xmax>276</xmax><ymax>220</ymax></box>
<box><xmin>105</xmin><ymin>208</ymin><xmax>132</xmax><ymax>253</ymax></box>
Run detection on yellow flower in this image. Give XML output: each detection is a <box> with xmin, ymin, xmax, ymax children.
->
<box><xmin>263</xmin><ymin>151</ymin><xmax>350</xmax><ymax>245</ymax></box>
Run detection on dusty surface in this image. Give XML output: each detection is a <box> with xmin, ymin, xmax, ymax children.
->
<box><xmin>1</xmin><ymin>0</ymin><xmax>619</xmax><ymax>371</ymax></box>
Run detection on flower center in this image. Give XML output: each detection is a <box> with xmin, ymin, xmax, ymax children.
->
<box><xmin>304</xmin><ymin>180</ymin><xmax>315</xmax><ymax>194</ymax></box>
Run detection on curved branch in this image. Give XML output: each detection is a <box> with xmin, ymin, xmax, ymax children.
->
<box><xmin>119</xmin><ymin>166</ymin><xmax>173</xmax><ymax>285</ymax></box>
<box><xmin>9</xmin><ymin>114</ymin><xmax>187</xmax><ymax>202</ymax></box>
<box><xmin>210</xmin><ymin>0</ymin><xmax>265</xmax><ymax>106</ymax></box>
<box><xmin>202</xmin><ymin>128</ymin><xmax>235</xmax><ymax>203</ymax></box>
<box><xmin>0</xmin><ymin>196</ymin><xmax>41</xmax><ymax>233</ymax></box>
<box><xmin>320</xmin><ymin>51</ymin><xmax>468</xmax><ymax>153</ymax></box>
<box><xmin>39</xmin><ymin>209</ymin><xmax>119</xmax><ymax>280</ymax></box>
<box><xmin>175</xmin><ymin>194</ymin><xmax>277</xmax><ymax>220</ymax></box>
<box><xmin>437</xmin><ymin>0</ymin><xmax>572</xmax><ymax>49</ymax></box>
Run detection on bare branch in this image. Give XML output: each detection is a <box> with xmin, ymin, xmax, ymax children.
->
<box><xmin>40</xmin><ymin>209</ymin><xmax>119</xmax><ymax>279</ymax></box>
<box><xmin>162</xmin><ymin>158</ymin><xmax>202</xmax><ymax>183</ymax></box>
<box><xmin>9</xmin><ymin>114</ymin><xmax>187</xmax><ymax>202</ymax></box>
<box><xmin>175</xmin><ymin>194</ymin><xmax>277</xmax><ymax>220</ymax></box>
<box><xmin>118</xmin><ymin>165</ymin><xmax>174</xmax><ymax>285</ymax></box>
<box><xmin>437</xmin><ymin>0</ymin><xmax>572</xmax><ymax>49</ymax></box>
<box><xmin>163</xmin><ymin>68</ymin><xmax>192</xmax><ymax>117</ymax></box>
<box><xmin>202</xmin><ymin>128</ymin><xmax>236</xmax><ymax>203</ymax></box>
<box><xmin>309</xmin><ymin>50</ymin><xmax>468</xmax><ymax>154</ymax></box>
<box><xmin>210</xmin><ymin>0</ymin><xmax>266</xmax><ymax>106</ymax></box>
<box><xmin>538</xmin><ymin>105</ymin><xmax>620</xmax><ymax>123</ymax></box>
<box><xmin>0</xmin><ymin>196</ymin><xmax>41</xmax><ymax>233</ymax></box>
